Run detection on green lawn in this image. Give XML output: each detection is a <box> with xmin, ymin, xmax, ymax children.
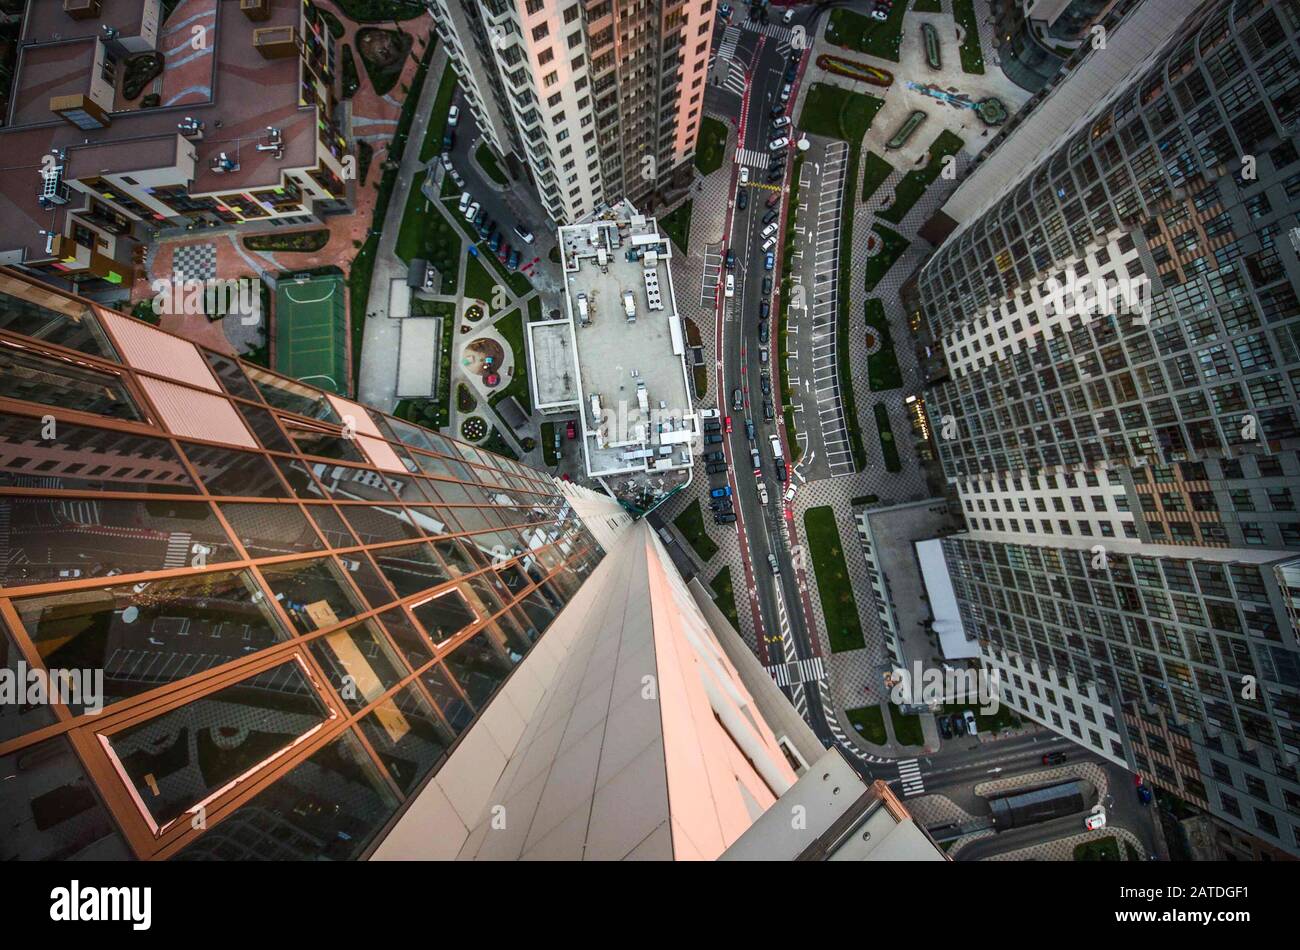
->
<box><xmin>464</xmin><ymin>252</ymin><xmax>499</xmax><ymax>312</ymax></box>
<box><xmin>889</xmin><ymin>703</ymin><xmax>925</xmax><ymax>746</ymax></box>
<box><xmin>825</xmin><ymin>5</ymin><xmax>907</xmax><ymax>62</ymax></box>
<box><xmin>1074</xmin><ymin>837</ymin><xmax>1120</xmax><ymax>862</ymax></box>
<box><xmin>660</xmin><ymin>200</ymin><xmax>692</xmax><ymax>252</ymax></box>
<box><xmin>487</xmin><ymin>308</ymin><xmax>532</xmax><ymax>415</ymax></box>
<box><xmin>393</xmin><ymin>187</ymin><xmax>462</xmax><ymax>294</ymax></box>
<box><xmin>878</xmin><ymin>129</ymin><xmax>964</xmax><ymax>224</ymax></box>
<box><xmin>711</xmin><ymin>566</ymin><xmax>740</xmax><ymax>630</ymax></box>
<box><xmin>846</xmin><ymin>705</ymin><xmax>888</xmax><ymax>745</ymax></box>
<box><xmin>952</xmin><ymin>0</ymin><xmax>986</xmax><ymax>73</ymax></box>
<box><xmin>861</xmin><ymin>151</ymin><xmax>893</xmax><ymax>203</ymax></box>
<box><xmin>540</xmin><ymin>421</ymin><xmax>559</xmax><ymax>466</ymax></box>
<box><xmin>674</xmin><ymin>499</ymin><xmax>718</xmax><ymax>562</ymax></box>
<box><xmin>779</xmin><ymin>153</ymin><xmax>805</xmax><ymax>466</ymax></box>
<box><xmin>482</xmin><ymin>427</ymin><xmax>518</xmax><ymax>461</ymax></box>
<box><xmin>864</xmin><ymin>224</ymin><xmax>910</xmax><ymax>292</ymax></box>
<box><xmin>873</xmin><ymin>402</ymin><xmax>902</xmax><ymax>472</ymax></box>
<box><xmin>804</xmin><ymin>506</ymin><xmax>865</xmax><ymax>652</ymax></box>
<box><xmin>528</xmin><ymin>296</ymin><xmax>542</xmax><ymax>322</ymax></box>
<box><xmin>476</xmin><ymin>142</ymin><xmax>509</xmax><ymax>184</ymax></box>
<box><xmin>695</xmin><ymin>117</ymin><xmax>728</xmax><ymax>175</ymax></box>
<box><xmin>864</xmin><ymin>299</ymin><xmax>902</xmax><ymax>390</ymax></box>
<box><xmin>419</xmin><ymin>62</ymin><xmax>459</xmax><ymax>162</ymax></box>
<box><xmin>798</xmin><ymin>84</ymin><xmax>885</xmax><ymax>145</ymax></box>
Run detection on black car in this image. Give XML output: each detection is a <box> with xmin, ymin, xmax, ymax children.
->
<box><xmin>715</xmin><ymin>512</ymin><xmax>737</xmax><ymax>524</ymax></box>
<box><xmin>725</xmin><ymin>249</ymin><xmax>736</xmax><ymax>269</ymax></box>
<box><xmin>706</xmin><ymin>462</ymin><xmax>728</xmax><ymax>475</ymax></box>
<box><xmin>759</xmin><ymin>300</ymin><xmax>770</xmax><ymax>318</ymax></box>
<box><xmin>766</xmin><ymin>167</ymin><xmax>782</xmax><ymax>182</ymax></box>
<box><xmin>703</xmin><ymin>420</ymin><xmax>721</xmax><ymax>433</ymax></box>
<box><xmin>784</xmin><ymin>64</ymin><xmax>798</xmax><ymax>83</ymax></box>
<box><xmin>766</xmin><ymin>194</ymin><xmax>781</xmax><ymax>209</ymax></box>
<box><xmin>710</xmin><ymin>498</ymin><xmax>733</xmax><ymax>512</ymax></box>
<box><xmin>770</xmin><ymin>104</ymin><xmax>785</xmax><ymax>119</ymax></box>
<box><xmin>705</xmin><ymin>451</ymin><xmax>725</xmax><ymax>463</ymax></box>
<box><xmin>762</xmin><ymin>276</ymin><xmax>773</xmax><ymax>295</ymax></box>
<box><xmin>705</xmin><ymin>433</ymin><xmax>723</xmax><ymax>444</ymax></box>
<box><xmin>737</xmin><ymin>190</ymin><xmax>748</xmax><ymax>210</ymax></box>
<box><xmin>762</xmin><ymin>400</ymin><xmax>774</xmax><ymax>421</ymax></box>
<box><xmin>758</xmin><ymin>322</ymin><xmax>769</xmax><ymax>345</ymax></box>
<box><xmin>762</xmin><ymin>209</ymin><xmax>778</xmax><ymax>225</ymax></box>
<box><xmin>760</xmin><ymin>375</ymin><xmax>771</xmax><ymax>396</ymax></box>
<box><xmin>1042</xmin><ymin>751</ymin><xmax>1068</xmax><ymax>766</ymax></box>
<box><xmin>775</xmin><ymin>461</ymin><xmax>787</xmax><ymax>482</ymax></box>
<box><xmin>937</xmin><ymin>716</ymin><xmax>953</xmax><ymax>740</ymax></box>
<box><xmin>949</xmin><ymin>714</ymin><xmax>966</xmax><ymax>736</ymax></box>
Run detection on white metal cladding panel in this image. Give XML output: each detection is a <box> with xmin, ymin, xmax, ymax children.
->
<box><xmin>326</xmin><ymin>394</ymin><xmax>382</xmax><ymax>437</ymax></box>
<box><xmin>358</xmin><ymin>434</ymin><xmax>407</xmax><ymax>474</ymax></box>
<box><xmin>138</xmin><ymin>376</ymin><xmax>257</xmax><ymax>448</ymax></box>
<box><xmin>97</xmin><ymin>308</ymin><xmax>221</xmax><ymax>392</ymax></box>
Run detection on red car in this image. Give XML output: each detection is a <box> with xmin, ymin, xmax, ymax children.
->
<box><xmin>565</xmin><ymin>420</ymin><xmax>577</xmax><ymax>439</ymax></box>
<box><xmin>724</xmin><ymin>415</ymin><xmax>733</xmax><ymax>434</ymax></box>
<box><xmin>498</xmin><ymin>242</ymin><xmax>511</xmax><ymax>263</ymax></box>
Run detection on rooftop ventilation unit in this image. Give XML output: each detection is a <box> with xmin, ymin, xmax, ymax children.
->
<box><xmin>210</xmin><ymin>152</ymin><xmax>240</xmax><ymax>174</ymax></box>
<box><xmin>37</xmin><ymin>165</ymin><xmax>71</xmax><ymax>208</ymax></box>
<box><xmin>178</xmin><ymin>117</ymin><xmax>205</xmax><ymax>139</ymax></box>
<box><xmin>240</xmin><ymin>0</ymin><xmax>272</xmax><ymax>21</ymax></box>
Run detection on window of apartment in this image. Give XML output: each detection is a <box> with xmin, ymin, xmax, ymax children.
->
<box><xmin>532</xmin><ymin>23</ymin><xmax>550</xmax><ymax>41</ymax></box>
<box><xmin>564</xmin><ymin>3</ymin><xmax>580</xmax><ymax>22</ymax></box>
<box><xmin>544</xmin><ymin>71</ymin><xmax>558</xmax><ymax>87</ymax></box>
<box><xmin>568</xmin><ymin>31</ymin><xmax>582</xmax><ymax>49</ymax></box>
<box><xmin>537</xmin><ymin>47</ymin><xmax>555</xmax><ymax>66</ymax></box>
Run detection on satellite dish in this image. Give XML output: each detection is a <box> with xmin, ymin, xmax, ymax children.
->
<box><xmin>122</xmin><ymin>606</ymin><xmax>140</xmax><ymax>624</ymax></box>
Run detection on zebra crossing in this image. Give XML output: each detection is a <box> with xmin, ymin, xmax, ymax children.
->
<box><xmin>818</xmin><ymin>680</ymin><xmax>893</xmax><ymax>764</ymax></box>
<box><xmin>712</xmin><ymin>24</ymin><xmax>740</xmax><ymax>67</ymax></box>
<box><xmin>722</xmin><ymin>58</ymin><xmax>748</xmax><ymax>96</ymax></box>
<box><xmin>897</xmin><ymin>758</ymin><xmax>926</xmax><ymax>797</ymax></box>
<box><xmin>163</xmin><ymin>531</ymin><xmax>193</xmax><ymax>570</ymax></box>
<box><xmin>767</xmin><ymin>655</ymin><xmax>826</xmax><ymax>687</ymax></box>
<box><xmin>736</xmin><ymin>147</ymin><xmax>771</xmax><ymax>168</ymax></box>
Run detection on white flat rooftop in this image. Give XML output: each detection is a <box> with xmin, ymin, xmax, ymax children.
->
<box><xmin>537</xmin><ymin>208</ymin><xmax>697</xmax><ymax>482</ymax></box>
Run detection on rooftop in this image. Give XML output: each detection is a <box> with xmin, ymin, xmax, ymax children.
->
<box><xmin>531</xmin><ymin>204</ymin><xmax>695</xmax><ymax>498</ymax></box>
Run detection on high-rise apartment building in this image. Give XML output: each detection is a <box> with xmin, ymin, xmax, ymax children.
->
<box><xmin>430</xmin><ymin>0</ymin><xmax>714</xmax><ymax>224</ymax></box>
<box><xmin>0</xmin><ymin>1</ymin><xmax>353</xmax><ymax>293</ymax></box>
<box><xmin>0</xmin><ymin>267</ymin><xmax>941</xmax><ymax>861</ymax></box>
<box><xmin>915</xmin><ymin>0</ymin><xmax>1300</xmax><ymax>855</ymax></box>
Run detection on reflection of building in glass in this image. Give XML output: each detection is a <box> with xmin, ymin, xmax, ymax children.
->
<box><xmin>0</xmin><ymin>268</ymin><xmax>940</xmax><ymax>861</ymax></box>
<box><xmin>915</xmin><ymin>0</ymin><xmax>1300</xmax><ymax>856</ymax></box>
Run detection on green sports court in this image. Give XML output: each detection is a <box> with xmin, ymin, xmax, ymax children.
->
<box><xmin>274</xmin><ymin>272</ymin><xmax>348</xmax><ymax>395</ymax></box>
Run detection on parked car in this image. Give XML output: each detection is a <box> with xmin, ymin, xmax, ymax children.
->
<box><xmin>762</xmin><ymin>234</ymin><xmax>777</xmax><ymax>253</ymax></box>
<box><xmin>1085</xmin><ymin>812</ymin><xmax>1107</xmax><ymax>831</ymax></box>
<box><xmin>759</xmin><ymin>349</ymin><xmax>769</xmax><ymax>364</ymax></box>
<box><xmin>765</xmin><ymin>166</ymin><xmax>783</xmax><ymax>182</ymax></box>
<box><xmin>497</xmin><ymin>242</ymin><xmax>511</xmax><ymax>263</ymax></box>
<box><xmin>724</xmin><ymin>415</ymin><xmax>733</xmax><ymax>434</ymax></box>
<box><xmin>719</xmin><ymin>1</ymin><xmax>732</xmax><ymax>17</ymax></box>
<box><xmin>766</xmin><ymin>193</ymin><xmax>781</xmax><ymax>209</ymax></box>
<box><xmin>513</xmin><ymin>225</ymin><xmax>535</xmax><ymax>244</ymax></box>
<box><xmin>458</xmin><ymin>191</ymin><xmax>472</xmax><ymax>214</ymax></box>
<box><xmin>769</xmin><ymin>135</ymin><xmax>790</xmax><ymax>151</ymax></box>
<box><xmin>725</xmin><ymin>273</ymin><xmax>736</xmax><ymax>298</ymax></box>
<box><xmin>447</xmin><ymin>104</ymin><xmax>460</xmax><ymax>127</ymax></box>
<box><xmin>706</xmin><ymin>462</ymin><xmax>728</xmax><ymax>475</ymax></box>
<box><xmin>507</xmin><ymin>249</ymin><xmax>521</xmax><ymax>269</ymax></box>
<box><xmin>705</xmin><ymin>450</ymin><xmax>725</xmax><ymax>462</ymax></box>
<box><xmin>705</xmin><ymin>433</ymin><xmax>724</xmax><ymax>444</ymax></box>
<box><xmin>738</xmin><ymin>190</ymin><xmax>749</xmax><ymax>210</ymax></box>
<box><xmin>963</xmin><ymin>710</ymin><xmax>978</xmax><ymax>735</ymax></box>
<box><xmin>464</xmin><ymin>200</ymin><xmax>480</xmax><ymax>221</ymax></box>
<box><xmin>732</xmin><ymin>388</ymin><xmax>744</xmax><ymax>411</ymax></box>
<box><xmin>784</xmin><ymin>63</ymin><xmax>798</xmax><ymax>83</ymax></box>
<box><xmin>761</xmin><ymin>222</ymin><xmax>779</xmax><ymax>239</ymax></box>
<box><xmin>937</xmin><ymin>716</ymin><xmax>953</xmax><ymax>740</ymax></box>
<box><xmin>770</xmin><ymin>104</ymin><xmax>786</xmax><ymax>119</ymax></box>
<box><xmin>761</xmin><ymin>276</ymin><xmax>773</xmax><ymax>295</ymax></box>
<box><xmin>725</xmin><ymin>248</ymin><xmax>736</xmax><ymax>269</ymax></box>
<box><xmin>758</xmin><ymin>322</ymin><xmax>769</xmax><ymax>344</ymax></box>
<box><xmin>948</xmin><ymin>713</ymin><xmax>965</xmax><ymax>736</ymax></box>
<box><xmin>739</xmin><ymin>166</ymin><xmax>750</xmax><ymax>185</ymax></box>
<box><xmin>703</xmin><ymin>420</ymin><xmax>721</xmax><ymax>433</ymax></box>
<box><xmin>775</xmin><ymin>460</ymin><xmax>787</xmax><ymax>482</ymax></box>
<box><xmin>760</xmin><ymin>374</ymin><xmax>771</xmax><ymax>396</ymax></box>
<box><xmin>700</xmin><ymin>407</ymin><xmax>720</xmax><ymax>419</ymax></box>
<box><xmin>715</xmin><ymin>512</ymin><xmax>737</xmax><ymax>524</ymax></box>
<box><xmin>751</xmin><ymin>448</ymin><xmax>762</xmax><ymax>472</ymax></box>
<box><xmin>762</xmin><ymin>400</ymin><xmax>774</xmax><ymax>421</ymax></box>
<box><xmin>1042</xmin><ymin>751</ymin><xmax>1068</xmax><ymax>766</ymax></box>
<box><xmin>565</xmin><ymin>420</ymin><xmax>577</xmax><ymax>439</ymax></box>
<box><xmin>710</xmin><ymin>486</ymin><xmax>732</xmax><ymax>499</ymax></box>
<box><xmin>764</xmin><ymin>251</ymin><xmax>775</xmax><ymax>271</ymax></box>
<box><xmin>759</xmin><ymin>300</ymin><xmax>770</xmax><ymax>318</ymax></box>
<box><xmin>489</xmin><ymin>233</ymin><xmax>503</xmax><ymax>253</ymax></box>
<box><xmin>745</xmin><ymin>419</ymin><xmax>756</xmax><ymax>440</ymax></box>
<box><xmin>762</xmin><ymin>209</ymin><xmax>779</xmax><ymax>226</ymax></box>
<box><xmin>782</xmin><ymin>7</ymin><xmax>795</xmax><ymax>23</ymax></box>
<box><xmin>772</xmin><ymin>115</ymin><xmax>791</xmax><ymax>130</ymax></box>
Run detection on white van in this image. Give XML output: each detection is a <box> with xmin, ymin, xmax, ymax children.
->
<box><xmin>458</xmin><ymin>191</ymin><xmax>471</xmax><ymax>214</ymax></box>
<box><xmin>700</xmin><ymin>407</ymin><xmax>721</xmax><ymax>420</ymax></box>
<box><xmin>761</xmin><ymin>222</ymin><xmax>779</xmax><ymax>239</ymax></box>
<box><xmin>762</xmin><ymin>234</ymin><xmax>777</xmax><ymax>252</ymax></box>
<box><xmin>725</xmin><ymin>273</ymin><xmax>736</xmax><ymax>298</ymax></box>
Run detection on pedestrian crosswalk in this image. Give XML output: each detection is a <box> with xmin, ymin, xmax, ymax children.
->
<box><xmin>897</xmin><ymin>758</ymin><xmax>925</xmax><ymax>797</ymax></box>
<box><xmin>745</xmin><ymin>21</ymin><xmax>797</xmax><ymax>54</ymax></box>
<box><xmin>736</xmin><ymin>147</ymin><xmax>771</xmax><ymax>168</ymax></box>
<box><xmin>714</xmin><ymin>24</ymin><xmax>740</xmax><ymax>66</ymax></box>
<box><xmin>767</xmin><ymin>656</ymin><xmax>826</xmax><ymax>687</ymax></box>
<box><xmin>722</xmin><ymin>58</ymin><xmax>747</xmax><ymax>96</ymax></box>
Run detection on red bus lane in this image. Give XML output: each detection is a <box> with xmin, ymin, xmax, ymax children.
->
<box><xmin>765</xmin><ymin>40</ymin><xmax>824</xmax><ymax>661</ymax></box>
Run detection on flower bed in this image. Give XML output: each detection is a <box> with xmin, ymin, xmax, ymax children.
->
<box><xmin>815</xmin><ymin>55</ymin><xmax>893</xmax><ymax>87</ymax></box>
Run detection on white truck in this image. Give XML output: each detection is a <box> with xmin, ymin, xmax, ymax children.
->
<box><xmin>576</xmin><ymin>292</ymin><xmax>590</xmax><ymax>323</ymax></box>
<box><xmin>769</xmin><ymin>435</ymin><xmax>784</xmax><ymax>461</ymax></box>
<box><xmin>623</xmin><ymin>289</ymin><xmax>636</xmax><ymax>321</ymax></box>
<box><xmin>756</xmin><ymin>480</ymin><xmax>769</xmax><ymax>506</ymax></box>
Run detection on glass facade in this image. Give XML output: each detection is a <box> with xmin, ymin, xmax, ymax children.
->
<box><xmin>0</xmin><ymin>273</ymin><xmax>607</xmax><ymax>860</ymax></box>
